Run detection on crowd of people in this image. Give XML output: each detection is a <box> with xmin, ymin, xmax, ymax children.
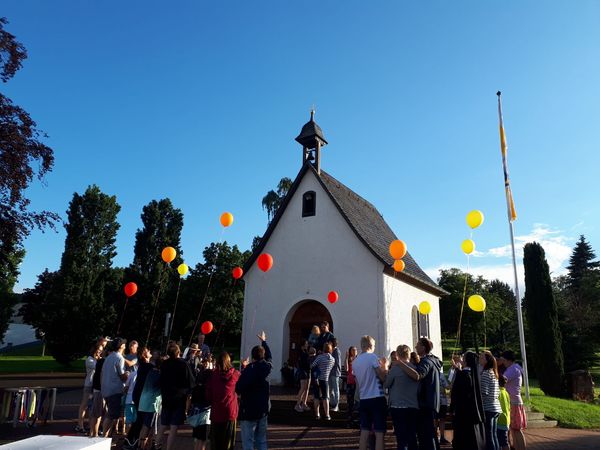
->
<box><xmin>75</xmin><ymin>332</ymin><xmax>272</xmax><ymax>450</ymax></box>
<box><xmin>293</xmin><ymin>322</ymin><xmax>527</xmax><ymax>450</ymax></box>
<box><xmin>75</xmin><ymin>322</ymin><xmax>526</xmax><ymax>450</ymax></box>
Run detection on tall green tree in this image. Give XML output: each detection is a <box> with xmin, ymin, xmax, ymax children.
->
<box><xmin>0</xmin><ymin>18</ymin><xmax>59</xmax><ymax>291</ymax></box>
<box><xmin>485</xmin><ymin>279</ymin><xmax>519</xmax><ymax>351</ymax></box>
<box><xmin>555</xmin><ymin>236</ymin><xmax>600</xmax><ymax>372</ymax></box>
<box><xmin>124</xmin><ymin>199</ymin><xmax>184</xmax><ymax>346</ymax></box>
<box><xmin>523</xmin><ymin>242</ymin><xmax>565</xmax><ymax>396</ymax></box>
<box><xmin>22</xmin><ymin>186</ymin><xmax>122</xmax><ymax>363</ymax></box>
<box><xmin>437</xmin><ymin>269</ymin><xmax>520</xmax><ymax>353</ymax></box>
<box><xmin>567</xmin><ymin>235</ymin><xmax>600</xmax><ymax>291</ymax></box>
<box><xmin>261</xmin><ymin>177</ymin><xmax>292</xmax><ymax>222</ymax></box>
<box><xmin>437</xmin><ymin>268</ymin><xmax>486</xmax><ymax>351</ymax></box>
<box><xmin>0</xmin><ymin>249</ymin><xmax>24</xmax><ymax>342</ymax></box>
<box><xmin>176</xmin><ymin>242</ymin><xmax>250</xmax><ymax>350</ymax></box>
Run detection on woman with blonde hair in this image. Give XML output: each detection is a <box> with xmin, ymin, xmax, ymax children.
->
<box><xmin>206</xmin><ymin>352</ymin><xmax>240</xmax><ymax>450</ymax></box>
<box><xmin>307</xmin><ymin>325</ymin><xmax>320</xmax><ymax>349</ymax></box>
<box><xmin>384</xmin><ymin>344</ymin><xmax>419</xmax><ymax>450</ymax></box>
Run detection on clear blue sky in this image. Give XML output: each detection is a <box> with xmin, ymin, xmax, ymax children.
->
<box><xmin>4</xmin><ymin>0</ymin><xmax>600</xmax><ymax>293</ymax></box>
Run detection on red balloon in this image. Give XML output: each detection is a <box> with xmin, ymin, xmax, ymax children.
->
<box><xmin>232</xmin><ymin>267</ymin><xmax>244</xmax><ymax>280</ymax></box>
<box><xmin>201</xmin><ymin>321</ymin><xmax>214</xmax><ymax>335</ymax></box>
<box><xmin>124</xmin><ymin>282</ymin><xmax>137</xmax><ymax>298</ymax></box>
<box><xmin>327</xmin><ymin>291</ymin><xmax>339</xmax><ymax>304</ymax></box>
<box><xmin>257</xmin><ymin>253</ymin><xmax>273</xmax><ymax>272</ymax></box>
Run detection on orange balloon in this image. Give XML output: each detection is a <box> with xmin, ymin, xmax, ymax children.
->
<box><xmin>393</xmin><ymin>260</ymin><xmax>405</xmax><ymax>272</ymax></box>
<box><xmin>389</xmin><ymin>240</ymin><xmax>407</xmax><ymax>260</ymax></box>
<box><xmin>220</xmin><ymin>212</ymin><xmax>234</xmax><ymax>227</ymax></box>
<box><xmin>161</xmin><ymin>246</ymin><xmax>177</xmax><ymax>263</ymax></box>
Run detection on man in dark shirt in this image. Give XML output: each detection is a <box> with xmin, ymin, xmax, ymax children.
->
<box><xmin>316</xmin><ymin>321</ymin><xmax>334</xmax><ymax>352</ymax></box>
<box><xmin>236</xmin><ymin>331</ymin><xmax>272</xmax><ymax>450</ymax></box>
<box><xmin>157</xmin><ymin>344</ymin><xmax>195</xmax><ymax>450</ymax></box>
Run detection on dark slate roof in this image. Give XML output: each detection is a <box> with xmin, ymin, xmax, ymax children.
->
<box><xmin>245</xmin><ymin>163</ymin><xmax>447</xmax><ymax>296</ymax></box>
<box><xmin>295</xmin><ymin>112</ymin><xmax>328</xmax><ymax>148</ymax></box>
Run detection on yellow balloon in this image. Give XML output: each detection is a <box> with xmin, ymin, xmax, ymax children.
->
<box><xmin>220</xmin><ymin>212</ymin><xmax>234</xmax><ymax>227</ymax></box>
<box><xmin>461</xmin><ymin>239</ymin><xmax>476</xmax><ymax>255</ymax></box>
<box><xmin>177</xmin><ymin>263</ymin><xmax>189</xmax><ymax>276</ymax></box>
<box><xmin>419</xmin><ymin>301</ymin><xmax>432</xmax><ymax>315</ymax></box>
<box><xmin>393</xmin><ymin>259</ymin><xmax>405</xmax><ymax>272</ymax></box>
<box><xmin>466</xmin><ymin>210</ymin><xmax>484</xmax><ymax>229</ymax></box>
<box><xmin>468</xmin><ymin>295</ymin><xmax>486</xmax><ymax>312</ymax></box>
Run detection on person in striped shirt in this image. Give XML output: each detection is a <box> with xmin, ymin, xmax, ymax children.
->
<box><xmin>310</xmin><ymin>342</ymin><xmax>335</xmax><ymax>420</ymax></box>
<box><xmin>479</xmin><ymin>351</ymin><xmax>502</xmax><ymax>450</ymax></box>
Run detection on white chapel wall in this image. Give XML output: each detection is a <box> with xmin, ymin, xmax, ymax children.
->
<box><xmin>241</xmin><ymin>171</ymin><xmax>385</xmax><ymax>384</ymax></box>
<box><xmin>383</xmin><ymin>274</ymin><xmax>442</xmax><ymax>362</ymax></box>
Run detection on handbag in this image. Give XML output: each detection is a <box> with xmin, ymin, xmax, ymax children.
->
<box><xmin>187</xmin><ymin>406</ymin><xmax>210</xmax><ymax>427</ymax></box>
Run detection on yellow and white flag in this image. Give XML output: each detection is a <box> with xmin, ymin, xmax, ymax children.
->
<box><xmin>497</xmin><ymin>92</ymin><xmax>517</xmax><ymax>222</ymax></box>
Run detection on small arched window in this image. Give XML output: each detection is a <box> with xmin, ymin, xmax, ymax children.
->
<box><xmin>412</xmin><ymin>305</ymin><xmax>430</xmax><ymax>344</ymax></box>
<box><xmin>302</xmin><ymin>191</ymin><xmax>316</xmax><ymax>217</ymax></box>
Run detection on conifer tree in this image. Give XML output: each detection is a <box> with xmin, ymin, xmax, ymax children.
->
<box><xmin>24</xmin><ymin>186</ymin><xmax>122</xmax><ymax>363</ymax></box>
<box><xmin>523</xmin><ymin>242</ymin><xmax>565</xmax><ymax>396</ymax></box>
<box><xmin>567</xmin><ymin>235</ymin><xmax>600</xmax><ymax>291</ymax></box>
<box><xmin>125</xmin><ymin>199</ymin><xmax>183</xmax><ymax>346</ymax></box>
<box><xmin>557</xmin><ymin>235</ymin><xmax>600</xmax><ymax>371</ymax></box>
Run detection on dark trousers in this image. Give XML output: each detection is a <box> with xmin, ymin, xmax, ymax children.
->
<box><xmin>211</xmin><ymin>420</ymin><xmax>237</xmax><ymax>450</ymax></box>
<box><xmin>346</xmin><ymin>384</ymin><xmax>356</xmax><ymax>422</ymax></box>
<box><xmin>416</xmin><ymin>408</ymin><xmax>437</xmax><ymax>450</ymax></box>
<box><xmin>484</xmin><ymin>411</ymin><xmax>500</xmax><ymax>450</ymax></box>
<box><xmin>390</xmin><ymin>407</ymin><xmax>418</xmax><ymax>450</ymax></box>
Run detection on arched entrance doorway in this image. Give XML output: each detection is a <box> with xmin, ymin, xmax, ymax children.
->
<box><xmin>287</xmin><ymin>300</ymin><xmax>333</xmax><ymax>366</ymax></box>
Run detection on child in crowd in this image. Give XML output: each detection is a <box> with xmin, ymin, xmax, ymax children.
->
<box><xmin>437</xmin><ymin>363</ymin><xmax>451</xmax><ymax>445</ymax></box>
<box><xmin>497</xmin><ymin>375</ymin><xmax>511</xmax><ymax>450</ymax></box>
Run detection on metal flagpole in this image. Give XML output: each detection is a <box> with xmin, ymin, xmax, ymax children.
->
<box><xmin>508</xmin><ymin>215</ymin><xmax>530</xmax><ymax>401</ymax></box>
<box><xmin>497</xmin><ymin>91</ymin><xmax>530</xmax><ymax>401</ymax></box>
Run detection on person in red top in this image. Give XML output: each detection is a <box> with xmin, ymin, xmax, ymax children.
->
<box><xmin>345</xmin><ymin>346</ymin><xmax>358</xmax><ymax>427</ymax></box>
<box><xmin>206</xmin><ymin>351</ymin><xmax>240</xmax><ymax>450</ymax></box>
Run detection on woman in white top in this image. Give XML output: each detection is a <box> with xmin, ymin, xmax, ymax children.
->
<box><xmin>76</xmin><ymin>343</ymin><xmax>103</xmax><ymax>433</ymax></box>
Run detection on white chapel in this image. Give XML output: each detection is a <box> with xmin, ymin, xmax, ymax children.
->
<box><xmin>241</xmin><ymin>112</ymin><xmax>447</xmax><ymax>384</ymax></box>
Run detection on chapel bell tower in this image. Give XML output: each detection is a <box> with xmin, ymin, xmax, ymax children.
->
<box><xmin>295</xmin><ymin>110</ymin><xmax>328</xmax><ymax>174</ymax></box>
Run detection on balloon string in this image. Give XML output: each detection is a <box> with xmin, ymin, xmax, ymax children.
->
<box><xmin>187</xmin><ymin>228</ymin><xmax>226</xmax><ymax>348</ymax></box>
<box><xmin>454</xmin><ymin>253</ymin><xmax>471</xmax><ymax>355</ymax></box>
<box><xmin>483</xmin><ymin>310</ymin><xmax>487</xmax><ymax>349</ymax></box>
<box><xmin>166</xmin><ymin>277</ymin><xmax>183</xmax><ymax>350</ymax></box>
<box><xmin>116</xmin><ymin>297</ymin><xmax>129</xmax><ymax>336</ymax></box>
<box><xmin>213</xmin><ymin>278</ymin><xmax>237</xmax><ymax>350</ymax></box>
<box><xmin>247</xmin><ymin>271</ymin><xmax>265</xmax><ymax>358</ymax></box>
<box><xmin>145</xmin><ymin>262</ymin><xmax>169</xmax><ymax>346</ymax></box>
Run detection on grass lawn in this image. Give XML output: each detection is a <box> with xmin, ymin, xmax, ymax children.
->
<box><xmin>528</xmin><ymin>387</ymin><xmax>600</xmax><ymax>429</ymax></box>
<box><xmin>0</xmin><ymin>356</ymin><xmax>84</xmax><ymax>374</ymax></box>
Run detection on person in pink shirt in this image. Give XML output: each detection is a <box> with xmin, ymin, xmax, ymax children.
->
<box><xmin>499</xmin><ymin>351</ymin><xmax>527</xmax><ymax>450</ymax></box>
